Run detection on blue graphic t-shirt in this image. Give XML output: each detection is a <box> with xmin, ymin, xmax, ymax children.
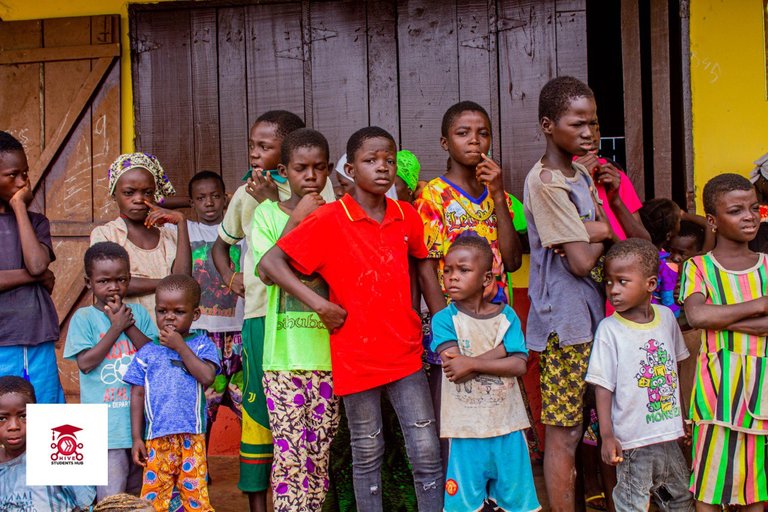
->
<box><xmin>123</xmin><ymin>332</ymin><xmax>220</xmax><ymax>439</ymax></box>
<box><xmin>64</xmin><ymin>304</ymin><xmax>157</xmax><ymax>449</ymax></box>
<box><xmin>0</xmin><ymin>452</ymin><xmax>96</xmax><ymax>511</ymax></box>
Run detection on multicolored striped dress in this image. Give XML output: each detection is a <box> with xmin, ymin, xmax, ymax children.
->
<box><xmin>680</xmin><ymin>252</ymin><xmax>768</xmax><ymax>505</ymax></box>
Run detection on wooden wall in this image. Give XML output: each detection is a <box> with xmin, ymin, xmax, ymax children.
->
<box><xmin>132</xmin><ymin>0</ymin><xmax>588</xmax><ymax>199</ymax></box>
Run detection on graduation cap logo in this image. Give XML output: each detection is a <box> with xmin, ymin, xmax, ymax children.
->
<box><xmin>50</xmin><ymin>424</ymin><xmax>84</xmax><ymax>462</ymax></box>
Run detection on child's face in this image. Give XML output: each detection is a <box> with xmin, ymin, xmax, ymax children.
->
<box><xmin>0</xmin><ymin>392</ymin><xmax>28</xmax><ymax>458</ymax></box>
<box><xmin>394</xmin><ymin>176</ymin><xmax>412</xmax><ymax>202</ymax></box>
<box><xmin>542</xmin><ymin>96</ymin><xmax>598</xmax><ymax>157</ymax></box>
<box><xmin>85</xmin><ymin>258</ymin><xmax>131</xmax><ymax>308</ymax></box>
<box><xmin>0</xmin><ymin>150</ymin><xmax>29</xmax><ymax>204</ymax></box>
<box><xmin>155</xmin><ymin>288</ymin><xmax>200</xmax><ymax>336</ymax></box>
<box><xmin>113</xmin><ymin>168</ymin><xmax>155</xmax><ymax>222</ymax></box>
<box><xmin>279</xmin><ymin>146</ymin><xmax>329</xmax><ymax>198</ymax></box>
<box><xmin>333</xmin><ymin>173</ymin><xmax>354</xmax><ymax>200</ymax></box>
<box><xmin>190</xmin><ymin>178</ymin><xmax>225</xmax><ymax>225</ymax></box>
<box><xmin>708</xmin><ymin>189</ymin><xmax>760</xmax><ymax>243</ymax></box>
<box><xmin>440</xmin><ymin>110</ymin><xmax>491</xmax><ymax>168</ymax></box>
<box><xmin>248</xmin><ymin>122</ymin><xmax>282</xmax><ymax>171</ymax></box>
<box><xmin>346</xmin><ymin>137</ymin><xmax>397</xmax><ymax>195</ymax></box>
<box><xmin>604</xmin><ymin>256</ymin><xmax>656</xmax><ymax>314</ymax></box>
<box><xmin>668</xmin><ymin>235</ymin><xmax>699</xmax><ymax>265</ymax></box>
<box><xmin>442</xmin><ymin>246</ymin><xmax>492</xmax><ymax>303</ymax></box>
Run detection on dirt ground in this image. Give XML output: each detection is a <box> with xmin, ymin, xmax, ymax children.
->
<box><xmin>207</xmin><ymin>457</ymin><xmax>558</xmax><ymax>512</ymax></box>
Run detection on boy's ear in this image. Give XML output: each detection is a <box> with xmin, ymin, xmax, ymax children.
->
<box><xmin>344</xmin><ymin>161</ymin><xmax>356</xmax><ymax>180</ymax></box>
<box><xmin>84</xmin><ymin>275</ymin><xmax>92</xmax><ymax>291</ymax></box>
<box><xmin>646</xmin><ymin>275</ymin><xmax>658</xmax><ymax>293</ymax></box>
<box><xmin>193</xmin><ymin>307</ymin><xmax>201</xmax><ymax>322</ymax></box>
<box><xmin>277</xmin><ymin>163</ymin><xmax>288</xmax><ymax>179</ymax></box>
<box><xmin>483</xmin><ymin>270</ymin><xmax>494</xmax><ymax>288</ymax></box>
<box><xmin>439</xmin><ymin>136</ymin><xmax>449</xmax><ymax>151</ymax></box>
<box><xmin>540</xmin><ymin>116</ymin><xmax>554</xmax><ymax>135</ymax></box>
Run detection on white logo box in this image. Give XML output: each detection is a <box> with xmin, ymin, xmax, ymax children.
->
<box><xmin>26</xmin><ymin>404</ymin><xmax>108</xmax><ymax>486</ymax></box>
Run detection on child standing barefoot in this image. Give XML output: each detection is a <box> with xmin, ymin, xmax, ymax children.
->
<box><xmin>91</xmin><ymin>153</ymin><xmax>191</xmax><ymax>320</ymax></box>
<box><xmin>681</xmin><ymin>173</ymin><xmax>768</xmax><ymax>510</ymax></box>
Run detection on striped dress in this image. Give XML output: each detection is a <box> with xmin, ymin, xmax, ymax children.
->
<box><xmin>680</xmin><ymin>252</ymin><xmax>768</xmax><ymax>505</ymax></box>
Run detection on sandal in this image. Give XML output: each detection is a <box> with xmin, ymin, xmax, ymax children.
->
<box><xmin>585</xmin><ymin>492</ymin><xmax>607</xmax><ymax>511</ymax></box>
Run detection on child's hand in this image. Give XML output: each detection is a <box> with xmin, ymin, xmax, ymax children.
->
<box><xmin>593</xmin><ymin>163</ymin><xmax>621</xmax><ymax>203</ymax></box>
<box><xmin>575</xmin><ymin>152</ymin><xmax>601</xmax><ymax>175</ymax></box>
<box><xmin>38</xmin><ymin>269</ymin><xmax>55</xmax><ymax>294</ymax></box>
<box><xmin>227</xmin><ymin>272</ymin><xmax>245</xmax><ymax>298</ymax></box>
<box><xmin>600</xmin><ymin>435</ymin><xmax>624</xmax><ymax>466</ymax></box>
<box><xmin>245</xmin><ymin>169</ymin><xmax>279</xmax><ymax>203</ymax></box>
<box><xmin>132</xmin><ymin>439</ymin><xmax>148</xmax><ymax>467</ymax></box>
<box><xmin>144</xmin><ymin>201</ymin><xmax>184</xmax><ymax>228</ymax></box>
<box><xmin>476</xmin><ymin>154</ymin><xmax>504</xmax><ymax>199</ymax></box>
<box><xmin>158</xmin><ymin>326</ymin><xmax>186</xmax><ymax>352</ymax></box>
<box><xmin>441</xmin><ymin>352</ymin><xmax>476</xmax><ymax>383</ymax></box>
<box><xmin>105</xmin><ymin>296</ymin><xmax>135</xmax><ymax>332</ymax></box>
<box><xmin>290</xmin><ymin>193</ymin><xmax>325</xmax><ymax>224</ymax></box>
<box><xmin>316</xmin><ymin>300</ymin><xmax>347</xmax><ymax>332</ymax></box>
<box><xmin>683</xmin><ymin>421</ymin><xmax>693</xmax><ymax>447</ymax></box>
<box><xmin>9</xmin><ymin>179</ymin><xmax>33</xmax><ymax>209</ymax></box>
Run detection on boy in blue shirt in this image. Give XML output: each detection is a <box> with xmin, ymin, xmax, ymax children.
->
<box><xmin>64</xmin><ymin>242</ymin><xmax>156</xmax><ymax>501</ymax></box>
<box><xmin>431</xmin><ymin>234</ymin><xmax>539</xmax><ymax>512</ymax></box>
<box><xmin>124</xmin><ymin>274</ymin><xmax>219</xmax><ymax>512</ymax></box>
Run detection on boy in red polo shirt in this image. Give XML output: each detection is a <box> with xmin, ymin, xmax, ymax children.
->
<box><xmin>259</xmin><ymin>126</ymin><xmax>446</xmax><ymax>512</ymax></box>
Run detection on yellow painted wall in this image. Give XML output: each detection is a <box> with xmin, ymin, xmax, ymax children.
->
<box><xmin>0</xmin><ymin>0</ymin><xmax>173</xmax><ymax>152</ymax></box>
<box><xmin>689</xmin><ymin>0</ymin><xmax>768</xmax><ymax>209</ymax></box>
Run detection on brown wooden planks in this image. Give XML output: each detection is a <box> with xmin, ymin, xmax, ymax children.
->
<box><xmin>498</xmin><ymin>0</ymin><xmax>557</xmax><ymax>199</ymax></box>
<box><xmin>555</xmin><ymin>0</ymin><xmax>585</xmax><ymax>12</ymax></box>
<box><xmin>217</xmin><ymin>7</ymin><xmax>249</xmax><ymax>192</ymax></box>
<box><xmin>245</xmin><ymin>3</ymin><xmax>305</xmax><ymax>127</ymax></box>
<box><xmin>0</xmin><ymin>20</ymin><xmax>43</xmax><ymax>164</ymax></box>
<box><xmin>366</xmin><ymin>0</ymin><xmax>400</xmax><ymax>143</ymax></box>
<box><xmin>191</xmin><ymin>9</ymin><xmax>221</xmax><ymax>174</ymax></box>
<box><xmin>133</xmin><ymin>9</ymin><xmax>194</xmax><ymax>192</ymax></box>
<box><xmin>456</xmin><ymin>1</ymin><xmax>501</xmax><ymax>166</ymax></box>
<box><xmin>650</xmin><ymin>0</ymin><xmax>671</xmax><ymax>199</ymax></box>
<box><xmin>397</xmin><ymin>0</ymin><xmax>460</xmax><ymax>180</ymax></box>
<box><xmin>91</xmin><ymin>61</ymin><xmax>121</xmax><ymax>222</ymax></box>
<box><xmin>310</xmin><ymin>0</ymin><xmax>368</xmax><ymax>162</ymax></box>
<box><xmin>0</xmin><ymin>43</ymin><xmax>119</xmax><ymax>65</ymax></box>
<box><xmin>43</xmin><ymin>16</ymin><xmax>94</xmax><ymax>225</ymax></box>
<box><xmin>555</xmin><ymin>10</ymin><xmax>588</xmax><ymax>81</ymax></box>
<box><xmin>620</xmin><ymin>0</ymin><xmax>645</xmax><ymax>199</ymax></box>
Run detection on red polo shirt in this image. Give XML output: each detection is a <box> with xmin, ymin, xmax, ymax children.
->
<box><xmin>277</xmin><ymin>194</ymin><xmax>427</xmax><ymax>395</ymax></box>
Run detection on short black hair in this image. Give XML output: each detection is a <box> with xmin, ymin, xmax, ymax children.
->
<box><xmin>156</xmin><ymin>274</ymin><xmax>201</xmax><ymax>308</ymax></box>
<box><xmin>675</xmin><ymin>220</ymin><xmax>705</xmax><ymax>251</ymax></box>
<box><xmin>0</xmin><ymin>376</ymin><xmax>36</xmax><ymax>404</ymax></box>
<box><xmin>448</xmin><ymin>231</ymin><xmax>494</xmax><ymax>271</ymax></box>
<box><xmin>605</xmin><ymin>238</ymin><xmax>659</xmax><ymax>279</ymax></box>
<box><xmin>440</xmin><ymin>101</ymin><xmax>491</xmax><ymax>137</ymax></box>
<box><xmin>84</xmin><ymin>242</ymin><xmax>130</xmax><ymax>277</ymax></box>
<box><xmin>702</xmin><ymin>173</ymin><xmax>754</xmax><ymax>216</ymax></box>
<box><xmin>346</xmin><ymin>126</ymin><xmax>396</xmax><ymax>161</ymax></box>
<box><xmin>538</xmin><ymin>76</ymin><xmax>594</xmax><ymax>122</ymax></box>
<box><xmin>253</xmin><ymin>110</ymin><xmax>305</xmax><ymax>140</ymax></box>
<box><xmin>0</xmin><ymin>131</ymin><xmax>23</xmax><ymax>154</ymax></box>
<box><xmin>639</xmin><ymin>198</ymin><xmax>681</xmax><ymax>247</ymax></box>
<box><xmin>188</xmin><ymin>170</ymin><xmax>225</xmax><ymax>197</ymax></box>
<box><xmin>280</xmin><ymin>128</ymin><xmax>330</xmax><ymax>165</ymax></box>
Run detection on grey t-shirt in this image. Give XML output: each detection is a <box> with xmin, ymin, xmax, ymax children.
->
<box><xmin>523</xmin><ymin>160</ymin><xmax>604</xmax><ymax>351</ymax></box>
<box><xmin>0</xmin><ymin>210</ymin><xmax>59</xmax><ymax>347</ymax></box>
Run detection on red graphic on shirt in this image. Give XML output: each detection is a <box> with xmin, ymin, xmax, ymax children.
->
<box><xmin>445</xmin><ymin>478</ymin><xmax>459</xmax><ymax>496</ymax></box>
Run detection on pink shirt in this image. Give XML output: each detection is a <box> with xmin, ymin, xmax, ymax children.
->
<box><xmin>598</xmin><ymin>170</ymin><xmax>642</xmax><ymax>240</ymax></box>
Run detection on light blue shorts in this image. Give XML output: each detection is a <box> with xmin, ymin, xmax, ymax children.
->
<box><xmin>0</xmin><ymin>342</ymin><xmax>64</xmax><ymax>403</ymax></box>
<box><xmin>445</xmin><ymin>431</ymin><xmax>540</xmax><ymax>512</ymax></box>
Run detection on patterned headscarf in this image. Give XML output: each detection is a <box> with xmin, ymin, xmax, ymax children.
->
<box><xmin>108</xmin><ymin>153</ymin><xmax>176</xmax><ymax>203</ymax></box>
<box><xmin>396</xmin><ymin>150</ymin><xmax>421</xmax><ymax>191</ymax></box>
<box><xmin>750</xmin><ymin>153</ymin><xmax>768</xmax><ymax>184</ymax></box>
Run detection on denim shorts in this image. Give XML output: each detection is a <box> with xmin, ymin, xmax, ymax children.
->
<box><xmin>613</xmin><ymin>440</ymin><xmax>694</xmax><ymax>511</ymax></box>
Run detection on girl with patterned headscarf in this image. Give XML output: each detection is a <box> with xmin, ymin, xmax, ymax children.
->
<box><xmin>90</xmin><ymin>152</ymin><xmax>191</xmax><ymax>320</ymax></box>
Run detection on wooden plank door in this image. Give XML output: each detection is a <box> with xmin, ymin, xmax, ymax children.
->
<box><xmin>131</xmin><ymin>0</ymin><xmax>588</xmax><ymax>202</ymax></box>
<box><xmin>0</xmin><ymin>15</ymin><xmax>121</xmax><ymax>401</ymax></box>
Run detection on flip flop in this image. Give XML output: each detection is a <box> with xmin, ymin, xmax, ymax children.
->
<box><xmin>586</xmin><ymin>492</ymin><xmax>607</xmax><ymax>511</ymax></box>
